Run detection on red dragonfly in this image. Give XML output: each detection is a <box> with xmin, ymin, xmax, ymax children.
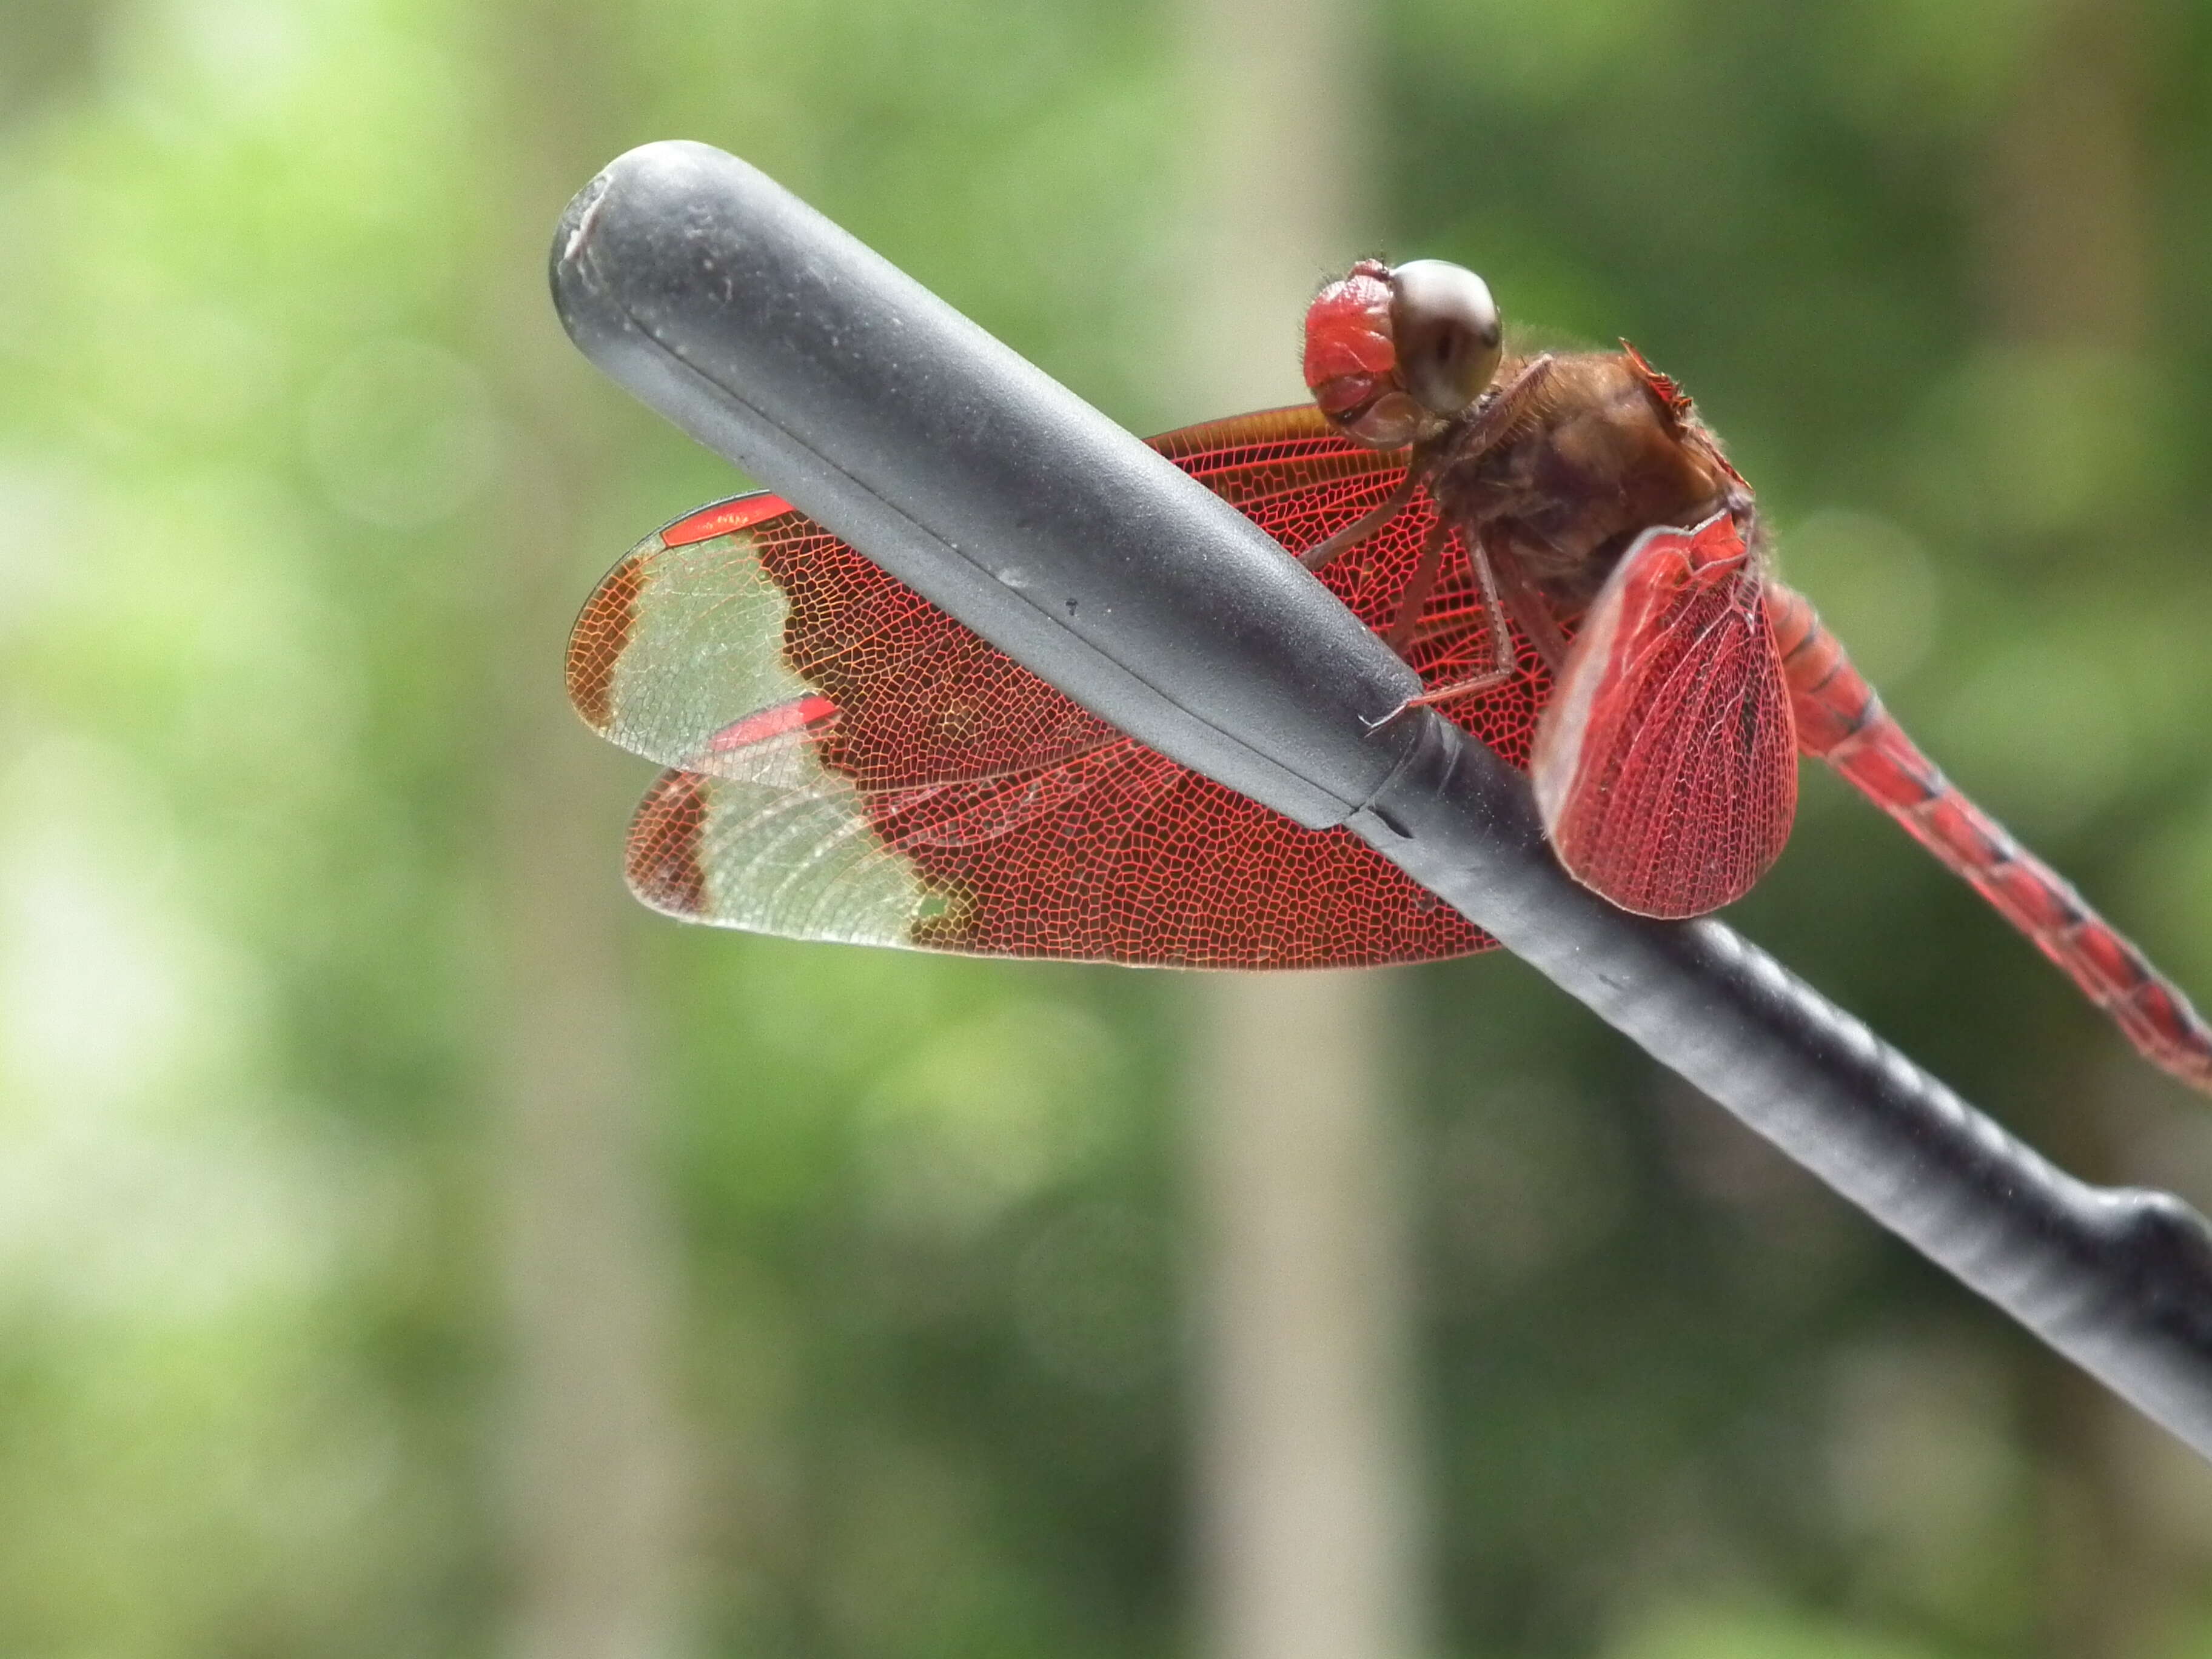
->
<box><xmin>567</xmin><ymin>256</ymin><xmax>2212</xmax><ymax>1096</ymax></box>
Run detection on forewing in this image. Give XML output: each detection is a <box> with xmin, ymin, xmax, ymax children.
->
<box><xmin>569</xmin><ymin>406</ymin><xmax>1551</xmax><ymax>965</ymax></box>
<box><xmin>1528</xmin><ymin>513</ymin><xmax>1795</xmax><ymax>919</ymax></box>
<box><xmin>1155</xmin><ymin>411</ymin><xmax>1555</xmax><ymax>771</ymax></box>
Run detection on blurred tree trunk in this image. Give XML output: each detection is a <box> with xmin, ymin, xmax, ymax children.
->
<box><xmin>472</xmin><ymin>8</ymin><xmax>689</xmax><ymax>1658</ymax></box>
<box><xmin>1981</xmin><ymin>6</ymin><xmax>2202</xmax><ymax>1656</ymax></box>
<box><xmin>0</xmin><ymin>0</ymin><xmax>105</xmax><ymax>121</ymax></box>
<box><xmin>1981</xmin><ymin>0</ymin><xmax>2149</xmax><ymax>350</ymax></box>
<box><xmin>1179</xmin><ymin>7</ymin><xmax>1430</xmax><ymax>1659</ymax></box>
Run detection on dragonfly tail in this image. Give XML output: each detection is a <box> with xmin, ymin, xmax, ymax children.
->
<box><xmin>1768</xmin><ymin>584</ymin><xmax>2212</xmax><ymax>1096</ymax></box>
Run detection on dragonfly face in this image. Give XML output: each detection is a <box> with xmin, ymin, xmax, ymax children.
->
<box><xmin>1302</xmin><ymin>257</ymin><xmax>1502</xmax><ymax>447</ymax></box>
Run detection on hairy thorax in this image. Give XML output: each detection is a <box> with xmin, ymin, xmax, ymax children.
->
<box><xmin>1429</xmin><ymin>352</ymin><xmax>1735</xmax><ymax>612</ymax></box>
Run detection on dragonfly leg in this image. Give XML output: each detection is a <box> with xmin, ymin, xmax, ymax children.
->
<box><xmin>1392</xmin><ymin>358</ymin><xmax>1574</xmax><ymax>688</ymax></box>
<box><xmin>1298</xmin><ymin>471</ymin><xmax>1418</xmax><ymax>571</ymax></box>
<box><xmin>1385</xmin><ymin>517</ymin><xmax>1453</xmax><ymax>652</ymax></box>
<box><xmin>1487</xmin><ymin>539</ymin><xmax>1572</xmax><ymax>675</ymax></box>
<box><xmin>1446</xmin><ymin>352</ymin><xmax>1558</xmax><ymax>465</ymax></box>
<box><xmin>1401</xmin><ymin>535</ymin><xmax>1525</xmax><ymax>708</ymax></box>
<box><xmin>1301</xmin><ymin>354</ymin><xmax>1553</xmax><ymax>577</ymax></box>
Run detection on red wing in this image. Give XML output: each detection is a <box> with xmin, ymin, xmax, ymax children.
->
<box><xmin>568</xmin><ymin>406</ymin><xmax>1553</xmax><ymax>965</ymax></box>
<box><xmin>1528</xmin><ymin>513</ymin><xmax>1796</xmax><ymax>919</ymax></box>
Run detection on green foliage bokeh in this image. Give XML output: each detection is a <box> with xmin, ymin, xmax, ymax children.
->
<box><xmin>3</xmin><ymin>1</ymin><xmax>2212</xmax><ymax>1657</ymax></box>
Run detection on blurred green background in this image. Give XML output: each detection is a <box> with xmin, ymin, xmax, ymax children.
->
<box><xmin>7</xmin><ymin>0</ymin><xmax>2212</xmax><ymax>1655</ymax></box>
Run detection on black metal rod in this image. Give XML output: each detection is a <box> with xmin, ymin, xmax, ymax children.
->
<box><xmin>551</xmin><ymin>139</ymin><xmax>2212</xmax><ymax>1460</ymax></box>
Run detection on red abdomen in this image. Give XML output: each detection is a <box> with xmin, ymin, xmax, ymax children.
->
<box><xmin>1768</xmin><ymin>584</ymin><xmax>2212</xmax><ymax>1091</ymax></box>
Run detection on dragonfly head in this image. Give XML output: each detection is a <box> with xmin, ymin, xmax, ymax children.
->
<box><xmin>1303</xmin><ymin>258</ymin><xmax>1503</xmax><ymax>449</ymax></box>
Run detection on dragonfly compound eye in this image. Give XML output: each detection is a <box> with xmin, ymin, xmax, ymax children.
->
<box><xmin>1389</xmin><ymin>260</ymin><xmax>1502</xmax><ymax>418</ymax></box>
